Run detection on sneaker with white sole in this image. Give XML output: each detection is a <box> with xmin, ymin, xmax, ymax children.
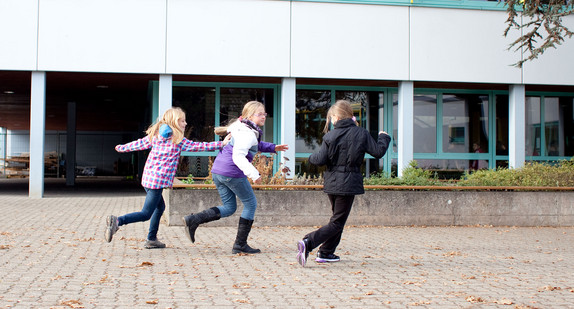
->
<box><xmin>315</xmin><ymin>252</ymin><xmax>340</xmax><ymax>263</ymax></box>
<box><xmin>105</xmin><ymin>215</ymin><xmax>119</xmax><ymax>243</ymax></box>
<box><xmin>144</xmin><ymin>239</ymin><xmax>166</xmax><ymax>249</ymax></box>
<box><xmin>296</xmin><ymin>239</ymin><xmax>309</xmax><ymax>267</ymax></box>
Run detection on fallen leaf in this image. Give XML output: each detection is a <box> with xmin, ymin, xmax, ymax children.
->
<box><xmin>61</xmin><ymin>299</ymin><xmax>84</xmax><ymax>308</ymax></box>
<box><xmin>494</xmin><ymin>298</ymin><xmax>513</xmax><ymax>305</ymax></box>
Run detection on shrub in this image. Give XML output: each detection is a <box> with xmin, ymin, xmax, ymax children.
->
<box><xmin>458</xmin><ymin>159</ymin><xmax>574</xmax><ymax>187</ymax></box>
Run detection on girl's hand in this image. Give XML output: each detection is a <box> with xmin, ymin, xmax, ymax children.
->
<box><xmin>275</xmin><ymin>144</ymin><xmax>289</xmax><ymax>152</ymax></box>
<box><xmin>222</xmin><ymin>134</ymin><xmax>232</xmax><ymax>146</ymax></box>
<box><xmin>253</xmin><ymin>177</ymin><xmax>262</xmax><ymax>185</ymax></box>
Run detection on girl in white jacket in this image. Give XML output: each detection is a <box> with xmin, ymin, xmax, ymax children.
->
<box><xmin>183</xmin><ymin>101</ymin><xmax>288</xmax><ymax>254</ymax></box>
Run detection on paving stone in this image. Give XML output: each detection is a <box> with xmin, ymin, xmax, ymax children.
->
<box><xmin>0</xmin><ymin>189</ymin><xmax>573</xmax><ymax>308</ymax></box>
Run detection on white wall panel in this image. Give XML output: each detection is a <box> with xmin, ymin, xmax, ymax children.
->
<box><xmin>410</xmin><ymin>7</ymin><xmax>522</xmax><ymax>84</ymax></box>
<box><xmin>291</xmin><ymin>2</ymin><xmax>409</xmax><ymax>80</ymax></box>
<box><xmin>166</xmin><ymin>0</ymin><xmax>290</xmax><ymax>77</ymax></box>
<box><xmin>522</xmin><ymin>15</ymin><xmax>574</xmax><ymax>85</ymax></box>
<box><xmin>38</xmin><ymin>0</ymin><xmax>166</xmax><ymax>73</ymax></box>
<box><xmin>0</xmin><ymin>0</ymin><xmax>38</xmax><ymax>70</ymax></box>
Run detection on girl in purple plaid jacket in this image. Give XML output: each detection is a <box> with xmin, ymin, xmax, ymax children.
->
<box><xmin>105</xmin><ymin>107</ymin><xmax>230</xmax><ymax>249</ymax></box>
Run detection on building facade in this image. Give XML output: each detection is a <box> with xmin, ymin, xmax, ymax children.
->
<box><xmin>0</xmin><ymin>0</ymin><xmax>573</xmax><ymax>197</ymax></box>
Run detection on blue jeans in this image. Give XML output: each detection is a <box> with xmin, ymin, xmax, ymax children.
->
<box><xmin>212</xmin><ymin>173</ymin><xmax>257</xmax><ymax>220</ymax></box>
<box><xmin>118</xmin><ymin>188</ymin><xmax>165</xmax><ymax>241</ymax></box>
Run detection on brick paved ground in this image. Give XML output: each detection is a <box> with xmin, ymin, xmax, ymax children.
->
<box><xmin>0</xmin><ymin>178</ymin><xmax>573</xmax><ymax>308</ymax></box>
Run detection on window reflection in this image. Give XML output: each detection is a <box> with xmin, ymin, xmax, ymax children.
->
<box><xmin>545</xmin><ymin>97</ymin><xmax>561</xmax><ymax>156</ymax></box>
<box><xmin>295</xmin><ymin>89</ymin><xmax>386</xmax><ymax>176</ymax></box>
<box><xmin>173</xmin><ymin>86</ymin><xmax>275</xmax><ymax>177</ymax></box>
<box><xmin>525</xmin><ymin>97</ymin><xmax>541</xmax><ymax>156</ymax></box>
<box><xmin>543</xmin><ymin>96</ymin><xmax>574</xmax><ymax>157</ymax></box>
<box><xmin>173</xmin><ymin>87</ymin><xmax>216</xmax><ymax>142</ymax></box>
<box><xmin>442</xmin><ymin>94</ymin><xmax>489</xmax><ymax>154</ymax></box>
<box><xmin>220</xmin><ymin>88</ymin><xmax>274</xmax><ymax>142</ymax></box>
<box><xmin>335</xmin><ymin>91</ymin><xmax>368</xmax><ymax>127</ymax></box>
<box><xmin>414</xmin><ymin>95</ymin><xmax>437</xmax><ymax>153</ymax></box>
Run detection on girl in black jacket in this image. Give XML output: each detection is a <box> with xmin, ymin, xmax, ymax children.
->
<box><xmin>296</xmin><ymin>100</ymin><xmax>391</xmax><ymax>267</ymax></box>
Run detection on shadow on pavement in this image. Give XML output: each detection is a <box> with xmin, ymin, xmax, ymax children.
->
<box><xmin>0</xmin><ymin>177</ymin><xmax>145</xmax><ymax>197</ymax></box>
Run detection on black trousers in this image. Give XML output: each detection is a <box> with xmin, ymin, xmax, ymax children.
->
<box><xmin>305</xmin><ymin>194</ymin><xmax>355</xmax><ymax>255</ymax></box>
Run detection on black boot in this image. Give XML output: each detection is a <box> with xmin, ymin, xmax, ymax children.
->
<box><xmin>182</xmin><ymin>207</ymin><xmax>221</xmax><ymax>243</ymax></box>
<box><xmin>232</xmin><ymin>217</ymin><xmax>261</xmax><ymax>254</ymax></box>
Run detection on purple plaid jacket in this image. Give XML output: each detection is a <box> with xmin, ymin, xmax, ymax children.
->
<box><xmin>116</xmin><ymin>135</ymin><xmax>222</xmax><ymax>189</ymax></box>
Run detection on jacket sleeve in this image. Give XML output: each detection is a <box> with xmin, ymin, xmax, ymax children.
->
<box><xmin>115</xmin><ymin>136</ymin><xmax>152</xmax><ymax>152</ymax></box>
<box><xmin>231</xmin><ymin>131</ymin><xmax>261</xmax><ymax>181</ymax></box>
<box><xmin>180</xmin><ymin>138</ymin><xmax>223</xmax><ymax>152</ymax></box>
<box><xmin>258</xmin><ymin>141</ymin><xmax>277</xmax><ymax>153</ymax></box>
<box><xmin>309</xmin><ymin>138</ymin><xmax>330</xmax><ymax>166</ymax></box>
<box><xmin>366</xmin><ymin>132</ymin><xmax>391</xmax><ymax>159</ymax></box>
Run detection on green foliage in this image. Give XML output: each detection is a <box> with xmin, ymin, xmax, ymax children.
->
<box><xmin>503</xmin><ymin>0</ymin><xmax>574</xmax><ymax>68</ymax></box>
<box><xmin>364</xmin><ymin>161</ymin><xmax>441</xmax><ymax>186</ymax></box>
<box><xmin>180</xmin><ymin>174</ymin><xmax>195</xmax><ymax>184</ymax></box>
<box><xmin>458</xmin><ymin>159</ymin><xmax>574</xmax><ymax>187</ymax></box>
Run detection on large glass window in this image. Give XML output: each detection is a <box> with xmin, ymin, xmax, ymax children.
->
<box><xmin>220</xmin><ymin>88</ymin><xmax>275</xmax><ymax>143</ymax></box>
<box><xmin>414</xmin><ymin>95</ymin><xmax>437</xmax><ymax>153</ymax></box>
<box><xmin>173</xmin><ymin>87</ymin><xmax>216</xmax><ymax>142</ymax></box>
<box><xmin>295</xmin><ymin>88</ymin><xmax>386</xmax><ymax>176</ymax></box>
<box><xmin>495</xmin><ymin>95</ymin><xmax>509</xmax><ymax>168</ymax></box>
<box><xmin>545</xmin><ymin>97</ymin><xmax>560</xmax><ymax>156</ymax></box>
<box><xmin>527</xmin><ymin>96</ymin><xmax>574</xmax><ymax>158</ymax></box>
<box><xmin>442</xmin><ymin>94</ymin><xmax>489</xmax><ymax>154</ymax></box>
<box><xmin>525</xmin><ymin>97</ymin><xmax>541</xmax><ymax>157</ymax></box>
<box><xmin>170</xmin><ymin>85</ymin><xmax>276</xmax><ymax>177</ymax></box>
<box><xmin>295</xmin><ymin>90</ymin><xmax>331</xmax><ymax>154</ymax></box>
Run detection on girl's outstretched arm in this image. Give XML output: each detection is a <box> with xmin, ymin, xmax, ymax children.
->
<box><xmin>180</xmin><ymin>138</ymin><xmax>224</xmax><ymax>152</ymax></box>
<box><xmin>115</xmin><ymin>136</ymin><xmax>152</xmax><ymax>153</ymax></box>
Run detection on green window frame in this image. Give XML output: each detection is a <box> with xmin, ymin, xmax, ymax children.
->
<box><xmin>290</xmin><ymin>0</ymin><xmax>507</xmax><ymax>11</ymax></box>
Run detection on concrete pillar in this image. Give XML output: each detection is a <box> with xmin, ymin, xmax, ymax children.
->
<box><xmin>280</xmin><ymin>78</ymin><xmax>296</xmax><ymax>179</ymax></box>
<box><xmin>158</xmin><ymin>74</ymin><xmax>173</xmax><ymax>119</ymax></box>
<box><xmin>509</xmin><ymin>84</ymin><xmax>525</xmax><ymax>169</ymax></box>
<box><xmin>397</xmin><ymin>81</ymin><xmax>414</xmax><ymax>177</ymax></box>
<box><xmin>29</xmin><ymin>72</ymin><xmax>46</xmax><ymax>198</ymax></box>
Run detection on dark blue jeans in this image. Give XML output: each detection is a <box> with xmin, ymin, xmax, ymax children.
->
<box><xmin>118</xmin><ymin>188</ymin><xmax>165</xmax><ymax>241</ymax></box>
<box><xmin>212</xmin><ymin>173</ymin><xmax>257</xmax><ymax>220</ymax></box>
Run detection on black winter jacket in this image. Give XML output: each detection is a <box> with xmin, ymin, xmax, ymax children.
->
<box><xmin>309</xmin><ymin>118</ymin><xmax>391</xmax><ymax>195</ymax></box>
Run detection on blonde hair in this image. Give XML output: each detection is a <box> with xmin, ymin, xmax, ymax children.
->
<box><xmin>146</xmin><ymin>107</ymin><xmax>186</xmax><ymax>144</ymax></box>
<box><xmin>323</xmin><ymin>100</ymin><xmax>357</xmax><ymax>133</ymax></box>
<box><xmin>214</xmin><ymin>101</ymin><xmax>265</xmax><ymax>136</ymax></box>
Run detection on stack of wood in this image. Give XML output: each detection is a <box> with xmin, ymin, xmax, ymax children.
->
<box><xmin>0</xmin><ymin>152</ymin><xmax>59</xmax><ymax>178</ymax></box>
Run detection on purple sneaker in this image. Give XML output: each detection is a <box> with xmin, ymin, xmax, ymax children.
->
<box><xmin>296</xmin><ymin>239</ymin><xmax>309</xmax><ymax>267</ymax></box>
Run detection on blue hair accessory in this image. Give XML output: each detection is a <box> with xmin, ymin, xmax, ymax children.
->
<box><xmin>159</xmin><ymin>124</ymin><xmax>173</xmax><ymax>138</ymax></box>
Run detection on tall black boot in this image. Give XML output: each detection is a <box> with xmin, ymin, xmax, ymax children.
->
<box><xmin>182</xmin><ymin>207</ymin><xmax>221</xmax><ymax>243</ymax></box>
<box><xmin>232</xmin><ymin>217</ymin><xmax>261</xmax><ymax>254</ymax></box>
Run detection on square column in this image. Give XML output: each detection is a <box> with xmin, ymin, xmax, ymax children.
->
<box><xmin>158</xmin><ymin>74</ymin><xmax>173</xmax><ymax>119</ymax></box>
<box><xmin>397</xmin><ymin>81</ymin><xmax>413</xmax><ymax>177</ymax></box>
<box><xmin>509</xmin><ymin>84</ymin><xmax>525</xmax><ymax>169</ymax></box>
<box><xmin>29</xmin><ymin>72</ymin><xmax>46</xmax><ymax>198</ymax></box>
<box><xmin>280</xmin><ymin>78</ymin><xmax>296</xmax><ymax>179</ymax></box>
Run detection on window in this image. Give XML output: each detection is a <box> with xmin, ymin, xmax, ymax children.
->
<box><xmin>167</xmin><ymin>83</ymin><xmax>278</xmax><ymax>177</ymax></box>
<box><xmin>414</xmin><ymin>95</ymin><xmax>437</xmax><ymax>153</ymax></box>
<box><xmin>442</xmin><ymin>94</ymin><xmax>489</xmax><ymax>154</ymax></box>
<box><xmin>526</xmin><ymin>95</ymin><xmax>574</xmax><ymax>159</ymax></box>
<box><xmin>295</xmin><ymin>87</ymin><xmax>387</xmax><ymax>176</ymax></box>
